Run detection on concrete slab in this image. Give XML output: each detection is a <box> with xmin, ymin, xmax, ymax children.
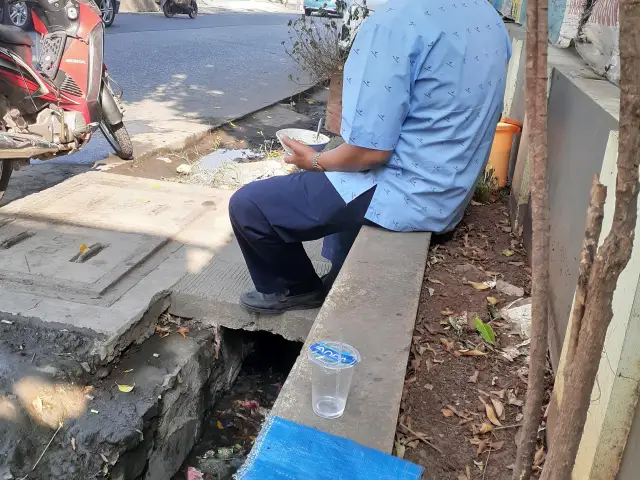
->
<box><xmin>170</xmin><ymin>239</ymin><xmax>331</xmax><ymax>342</ymax></box>
<box><xmin>268</xmin><ymin>227</ymin><xmax>431</xmax><ymax>453</ymax></box>
<box><xmin>0</xmin><ymin>172</ymin><xmax>235</xmax><ymax>364</ymax></box>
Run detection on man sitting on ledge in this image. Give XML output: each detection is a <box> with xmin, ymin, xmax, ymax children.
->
<box><xmin>229</xmin><ymin>0</ymin><xmax>511</xmax><ymax>314</ymax></box>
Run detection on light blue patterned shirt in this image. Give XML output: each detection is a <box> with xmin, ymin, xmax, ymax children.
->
<box><xmin>326</xmin><ymin>0</ymin><xmax>512</xmax><ymax>233</ymax></box>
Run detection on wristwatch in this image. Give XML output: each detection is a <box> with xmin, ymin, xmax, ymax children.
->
<box><xmin>312</xmin><ymin>152</ymin><xmax>325</xmax><ymax>172</ymax></box>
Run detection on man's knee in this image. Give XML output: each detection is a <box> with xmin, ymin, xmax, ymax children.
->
<box><xmin>229</xmin><ymin>182</ymin><xmax>264</xmax><ymax>229</ymax></box>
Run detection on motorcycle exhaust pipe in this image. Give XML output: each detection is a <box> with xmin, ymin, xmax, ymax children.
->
<box><xmin>0</xmin><ymin>132</ymin><xmax>61</xmax><ymax>159</ymax></box>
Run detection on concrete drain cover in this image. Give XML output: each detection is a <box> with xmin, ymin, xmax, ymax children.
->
<box><xmin>0</xmin><ymin>172</ymin><xmax>233</xmax><ymax>361</ymax></box>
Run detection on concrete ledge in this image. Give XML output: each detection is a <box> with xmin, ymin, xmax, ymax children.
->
<box><xmin>267</xmin><ymin>227</ymin><xmax>431</xmax><ymax>453</ymax></box>
<box><xmin>170</xmin><ymin>239</ymin><xmax>331</xmax><ymax>342</ymax></box>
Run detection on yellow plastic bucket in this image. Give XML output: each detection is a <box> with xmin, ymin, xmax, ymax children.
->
<box><xmin>486</xmin><ymin>117</ymin><xmax>522</xmax><ymax>188</ymax></box>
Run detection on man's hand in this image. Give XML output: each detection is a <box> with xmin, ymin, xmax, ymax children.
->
<box><xmin>281</xmin><ymin>136</ymin><xmax>316</xmax><ymax>170</ymax></box>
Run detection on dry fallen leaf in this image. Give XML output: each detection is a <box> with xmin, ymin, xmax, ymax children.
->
<box><xmin>441</xmin><ymin>308</ymin><xmax>454</xmax><ymax>316</ymax></box>
<box><xmin>405</xmin><ymin>376</ymin><xmax>417</xmax><ymax>385</ymax></box>
<box><xmin>487</xmin><ymin>296</ymin><xmax>498</xmax><ymax>305</ymax></box>
<box><xmin>469</xmin><ymin>437</ymin><xmax>489</xmax><ymax>456</ymax></box>
<box><xmin>395</xmin><ymin>441</ymin><xmax>406</xmax><ymax>459</ymax></box>
<box><xmin>491</xmin><ymin>397</ymin><xmax>506</xmax><ymax>420</ymax></box>
<box><xmin>447</xmin><ymin>405</ymin><xmax>468</xmax><ymax>418</ymax></box>
<box><xmin>509</xmin><ymin>261</ymin><xmax>525</xmax><ymax>267</ymax></box>
<box><xmin>440</xmin><ymin>338</ymin><xmax>454</xmax><ymax>352</ymax></box>
<box><xmin>507</xmin><ymin>390</ymin><xmax>524</xmax><ymax>407</ymax></box>
<box><xmin>425</xmin><ymin>358</ymin><xmax>434</xmax><ymax>372</ymax></box>
<box><xmin>459</xmin><ymin>349</ymin><xmax>488</xmax><ymax>357</ymax></box>
<box><xmin>479</xmin><ymin>396</ymin><xmax>502</xmax><ymax>426</ymax></box>
<box><xmin>100</xmin><ymin>453</ymin><xmax>109</xmax><ymax>464</ymax></box>
<box><xmin>79</xmin><ymin>244</ymin><xmax>88</xmax><ymax>254</ymax></box>
<box><xmin>177</xmin><ymin>327</ymin><xmax>190</xmax><ymax>339</ymax></box>
<box><xmin>502</xmin><ymin>249</ymin><xmax>515</xmax><ymax>257</ymax></box>
<box><xmin>467</xmin><ymin>281</ymin><xmax>490</xmax><ymax>291</ymax></box>
<box><xmin>457</xmin><ymin>464</ymin><xmax>472</xmax><ymax>480</ymax></box>
<box><xmin>424</xmin><ymin>383</ymin><xmax>434</xmax><ymax>391</ymax></box>
<box><xmin>476</xmin><ymin>422</ymin><xmax>494</xmax><ymax>434</ymax></box>
<box><xmin>217</xmin><ymin>420</ymin><xmax>224</xmax><ymax>430</ymax></box>
<box><xmin>117</xmin><ymin>383</ymin><xmax>135</xmax><ymax>393</ymax></box>
<box><xmin>155</xmin><ymin>326</ymin><xmax>171</xmax><ymax>337</ymax></box>
<box><xmin>428</xmin><ymin>277</ymin><xmax>444</xmax><ymax>285</ymax></box>
<box><xmin>468</xmin><ymin>370</ymin><xmax>480</xmax><ymax>384</ymax></box>
<box><xmin>441</xmin><ymin>408</ymin><xmax>455</xmax><ymax>418</ymax></box>
<box><xmin>32</xmin><ymin>396</ymin><xmax>43</xmax><ymax>415</ymax></box>
<box><xmin>71</xmin><ymin>437</ymin><xmax>76</xmax><ymax>452</ymax></box>
<box><xmin>534</xmin><ymin>446</ymin><xmax>546</xmax><ymax>466</ymax></box>
<box><xmin>489</xmin><ymin>440</ymin><xmax>505</xmax><ymax>451</ymax></box>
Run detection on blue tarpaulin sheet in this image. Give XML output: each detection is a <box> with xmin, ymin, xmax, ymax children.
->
<box><xmin>236</xmin><ymin>416</ymin><xmax>424</xmax><ymax>480</ymax></box>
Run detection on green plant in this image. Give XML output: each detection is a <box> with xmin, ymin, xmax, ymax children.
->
<box><xmin>282</xmin><ymin>0</ymin><xmax>370</xmax><ymax>83</ymax></box>
<box><xmin>474</xmin><ymin>166</ymin><xmax>499</xmax><ymax>203</ymax></box>
<box><xmin>474</xmin><ymin>315</ymin><xmax>496</xmax><ymax>345</ymax></box>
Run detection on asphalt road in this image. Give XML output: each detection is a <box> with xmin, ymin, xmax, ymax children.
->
<box><xmin>4</xmin><ymin>10</ymin><xmax>315</xmax><ymax>204</ymax></box>
<box><xmin>32</xmin><ymin>11</ymin><xmax>310</xmax><ymax>166</ymax></box>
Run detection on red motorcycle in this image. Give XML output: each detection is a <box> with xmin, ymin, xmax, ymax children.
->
<box><xmin>0</xmin><ymin>0</ymin><xmax>132</xmax><ymax>200</ymax></box>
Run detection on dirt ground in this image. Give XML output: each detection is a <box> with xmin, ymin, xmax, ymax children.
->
<box><xmin>396</xmin><ymin>197</ymin><xmax>548</xmax><ymax>479</ymax></box>
<box><xmin>108</xmin><ymin>87</ymin><xmax>327</xmax><ymax>182</ymax></box>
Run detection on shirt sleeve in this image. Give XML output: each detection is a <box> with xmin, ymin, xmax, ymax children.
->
<box><xmin>340</xmin><ymin>19</ymin><xmax>414</xmax><ymax>151</ymax></box>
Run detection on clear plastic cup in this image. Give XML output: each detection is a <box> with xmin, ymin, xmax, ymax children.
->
<box><xmin>308</xmin><ymin>341</ymin><xmax>361</xmax><ymax>419</ymax></box>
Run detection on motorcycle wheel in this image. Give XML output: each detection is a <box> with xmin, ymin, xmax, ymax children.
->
<box><xmin>189</xmin><ymin>0</ymin><xmax>198</xmax><ymax>18</ymax></box>
<box><xmin>0</xmin><ymin>160</ymin><xmax>14</xmax><ymax>202</ymax></box>
<box><xmin>100</xmin><ymin>121</ymin><xmax>134</xmax><ymax>160</ymax></box>
<box><xmin>162</xmin><ymin>1</ymin><xmax>175</xmax><ymax>17</ymax></box>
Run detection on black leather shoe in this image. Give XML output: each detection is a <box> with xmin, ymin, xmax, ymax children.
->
<box><xmin>239</xmin><ymin>288</ymin><xmax>326</xmax><ymax>314</ymax></box>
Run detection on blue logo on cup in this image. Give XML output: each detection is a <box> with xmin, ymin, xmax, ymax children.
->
<box><xmin>310</xmin><ymin>342</ymin><xmax>358</xmax><ymax>366</ymax></box>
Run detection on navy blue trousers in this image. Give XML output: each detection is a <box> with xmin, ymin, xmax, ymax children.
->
<box><xmin>228</xmin><ymin>172</ymin><xmax>375</xmax><ymax>295</ymax></box>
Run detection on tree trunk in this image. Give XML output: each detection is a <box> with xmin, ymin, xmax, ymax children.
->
<box><xmin>326</xmin><ymin>72</ymin><xmax>343</xmax><ymax>135</ymax></box>
<box><xmin>539</xmin><ymin>0</ymin><xmax>640</xmax><ymax>478</ymax></box>
<box><xmin>563</xmin><ymin>176</ymin><xmax>607</xmax><ymax>386</ymax></box>
<box><xmin>512</xmin><ymin>0</ymin><xmax>550</xmax><ymax>476</ymax></box>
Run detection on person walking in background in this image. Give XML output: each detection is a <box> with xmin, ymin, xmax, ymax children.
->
<box><xmin>229</xmin><ymin>0</ymin><xmax>512</xmax><ymax>314</ymax></box>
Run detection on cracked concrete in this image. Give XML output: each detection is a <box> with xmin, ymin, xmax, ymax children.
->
<box><xmin>0</xmin><ymin>324</ymin><xmax>249</xmax><ymax>480</ymax></box>
<box><xmin>0</xmin><ymin>172</ymin><xmax>234</xmax><ymax>366</ymax></box>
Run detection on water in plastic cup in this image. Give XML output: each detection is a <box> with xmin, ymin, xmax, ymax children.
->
<box><xmin>308</xmin><ymin>341</ymin><xmax>361</xmax><ymax>419</ymax></box>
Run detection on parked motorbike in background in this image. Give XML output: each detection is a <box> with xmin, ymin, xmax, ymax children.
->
<box><xmin>0</xmin><ymin>0</ymin><xmax>132</xmax><ymax>200</ymax></box>
<box><xmin>158</xmin><ymin>0</ymin><xmax>197</xmax><ymax>19</ymax></box>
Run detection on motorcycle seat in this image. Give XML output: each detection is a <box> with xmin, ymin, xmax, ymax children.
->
<box><xmin>0</xmin><ymin>25</ymin><xmax>34</xmax><ymax>47</ymax></box>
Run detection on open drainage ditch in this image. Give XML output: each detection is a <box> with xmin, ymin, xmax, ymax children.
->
<box><xmin>172</xmin><ymin>329</ymin><xmax>301</xmax><ymax>480</ymax></box>
<box><xmin>0</xmin><ymin>320</ymin><xmax>301</xmax><ymax>480</ymax></box>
